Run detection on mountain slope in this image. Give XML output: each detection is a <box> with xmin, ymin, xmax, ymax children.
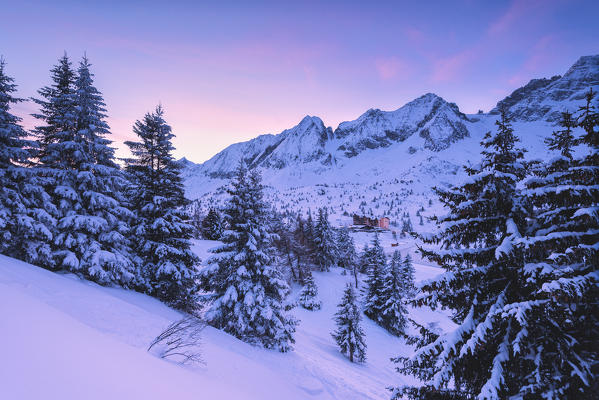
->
<box><xmin>0</xmin><ymin>237</ymin><xmax>452</xmax><ymax>400</ymax></box>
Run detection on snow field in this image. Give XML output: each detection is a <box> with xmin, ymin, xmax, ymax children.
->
<box><xmin>1</xmin><ymin>236</ymin><xmax>452</xmax><ymax>399</ymax></box>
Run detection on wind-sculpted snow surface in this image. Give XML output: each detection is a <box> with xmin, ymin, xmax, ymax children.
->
<box><xmin>0</xmin><ymin>236</ymin><xmax>453</xmax><ymax>400</ymax></box>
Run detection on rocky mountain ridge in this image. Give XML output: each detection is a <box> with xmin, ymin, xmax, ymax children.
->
<box><xmin>491</xmin><ymin>55</ymin><xmax>599</xmax><ymax>121</ymax></box>
<box><xmin>184</xmin><ymin>92</ymin><xmax>474</xmax><ymax>179</ymax></box>
<box><xmin>181</xmin><ymin>55</ymin><xmax>599</xmax><ymax>221</ymax></box>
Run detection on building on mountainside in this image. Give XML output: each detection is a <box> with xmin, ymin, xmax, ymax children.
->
<box><xmin>352</xmin><ymin>215</ymin><xmax>390</xmax><ymax>230</ymax></box>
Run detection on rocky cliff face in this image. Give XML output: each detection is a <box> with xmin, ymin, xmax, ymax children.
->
<box><xmin>189</xmin><ymin>115</ymin><xmax>333</xmax><ymax>178</ymax></box>
<box><xmin>190</xmin><ymin>92</ymin><xmax>473</xmax><ymax>180</ymax></box>
<box><xmin>257</xmin><ymin>116</ymin><xmax>334</xmax><ymax>169</ymax></box>
<box><xmin>334</xmin><ymin>93</ymin><xmax>470</xmax><ymax>156</ymax></box>
<box><xmin>491</xmin><ymin>55</ymin><xmax>599</xmax><ymax>122</ymax></box>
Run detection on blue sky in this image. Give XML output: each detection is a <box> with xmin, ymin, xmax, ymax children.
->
<box><xmin>2</xmin><ymin>0</ymin><xmax>598</xmax><ymax>162</ymax></box>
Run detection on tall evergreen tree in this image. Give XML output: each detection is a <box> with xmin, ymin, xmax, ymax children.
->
<box><xmin>313</xmin><ymin>207</ymin><xmax>336</xmax><ymax>271</ymax></box>
<box><xmin>393</xmin><ymin>111</ymin><xmax>529</xmax><ymax>399</ymax></box>
<box><xmin>299</xmin><ymin>272</ymin><xmax>321</xmax><ymax>311</ymax></box>
<box><xmin>336</xmin><ymin>226</ymin><xmax>359</xmax><ymax>286</ymax></box>
<box><xmin>574</xmin><ymin>94</ymin><xmax>599</xmax><ymax>393</ymax></box>
<box><xmin>201</xmin><ymin>207</ymin><xmax>223</xmax><ymax>240</ymax></box>
<box><xmin>362</xmin><ymin>232</ymin><xmax>387</xmax><ymax>323</ymax></box>
<box><xmin>401</xmin><ymin>215</ymin><xmax>413</xmax><ymax>237</ymax></box>
<box><xmin>379</xmin><ymin>250</ymin><xmax>409</xmax><ymax>336</ymax></box>
<box><xmin>294</xmin><ymin>213</ymin><xmax>306</xmax><ymax>246</ymax></box>
<box><xmin>304</xmin><ymin>209</ymin><xmax>315</xmax><ymax>249</ymax></box>
<box><xmin>507</xmin><ymin>103</ymin><xmax>599</xmax><ymax>398</ymax></box>
<box><xmin>359</xmin><ymin>243</ymin><xmax>372</xmax><ymax>273</ymax></box>
<box><xmin>0</xmin><ymin>58</ymin><xmax>55</xmax><ymax>266</ymax></box>
<box><xmin>32</xmin><ymin>53</ymin><xmax>77</xmax><ymax>170</ymax></box>
<box><xmin>401</xmin><ymin>253</ymin><xmax>416</xmax><ymax>297</ymax></box>
<box><xmin>125</xmin><ymin>105</ymin><xmax>199</xmax><ymax>309</ymax></box>
<box><xmin>32</xmin><ymin>55</ymin><xmax>134</xmax><ymax>284</ymax></box>
<box><xmin>332</xmin><ymin>283</ymin><xmax>367</xmax><ymax>363</ymax></box>
<box><xmin>545</xmin><ymin>110</ymin><xmax>576</xmax><ymax>158</ymax></box>
<box><xmin>200</xmin><ymin>162</ymin><xmax>296</xmax><ymax>351</ymax></box>
<box><xmin>289</xmin><ymin>213</ymin><xmax>312</xmax><ymax>283</ymax></box>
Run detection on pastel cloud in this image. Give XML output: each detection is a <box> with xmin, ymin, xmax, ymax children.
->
<box><xmin>508</xmin><ymin>34</ymin><xmax>560</xmax><ymax>86</ymax></box>
<box><xmin>488</xmin><ymin>0</ymin><xmax>540</xmax><ymax>35</ymax></box>
<box><xmin>430</xmin><ymin>49</ymin><xmax>476</xmax><ymax>82</ymax></box>
<box><xmin>375</xmin><ymin>57</ymin><xmax>412</xmax><ymax>80</ymax></box>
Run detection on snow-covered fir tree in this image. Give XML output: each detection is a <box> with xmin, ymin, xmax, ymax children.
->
<box><xmin>510</xmin><ymin>96</ymin><xmax>598</xmax><ymax>397</ymax></box>
<box><xmin>32</xmin><ymin>53</ymin><xmax>78</xmax><ymax>171</ymax></box>
<box><xmin>124</xmin><ymin>105</ymin><xmax>199</xmax><ymax>310</ymax></box>
<box><xmin>336</xmin><ymin>226</ymin><xmax>357</xmax><ymax>271</ymax></box>
<box><xmin>336</xmin><ymin>226</ymin><xmax>359</xmax><ymax>286</ymax></box>
<box><xmin>304</xmin><ymin>209</ymin><xmax>315</xmax><ymax>249</ymax></box>
<box><xmin>294</xmin><ymin>213</ymin><xmax>306</xmax><ymax>247</ymax></box>
<box><xmin>393</xmin><ymin>110</ymin><xmax>530</xmax><ymax>399</ymax></box>
<box><xmin>0</xmin><ymin>58</ymin><xmax>55</xmax><ymax>266</ymax></box>
<box><xmin>402</xmin><ymin>216</ymin><xmax>413</xmax><ymax>233</ymax></box>
<box><xmin>32</xmin><ymin>55</ymin><xmax>134</xmax><ymax>285</ymax></box>
<box><xmin>201</xmin><ymin>207</ymin><xmax>222</xmax><ymax>240</ymax></box>
<box><xmin>359</xmin><ymin>243</ymin><xmax>372</xmax><ymax>273</ymax></box>
<box><xmin>268</xmin><ymin>207</ymin><xmax>308</xmax><ymax>284</ymax></box>
<box><xmin>378</xmin><ymin>250</ymin><xmax>409</xmax><ymax>336</ymax></box>
<box><xmin>400</xmin><ymin>253</ymin><xmax>416</xmax><ymax>297</ymax></box>
<box><xmin>200</xmin><ymin>162</ymin><xmax>297</xmax><ymax>351</ymax></box>
<box><xmin>546</xmin><ymin>110</ymin><xmax>576</xmax><ymax>158</ymax></box>
<box><xmin>362</xmin><ymin>232</ymin><xmax>387</xmax><ymax>324</ymax></box>
<box><xmin>299</xmin><ymin>273</ymin><xmax>321</xmax><ymax>311</ymax></box>
<box><xmin>313</xmin><ymin>207</ymin><xmax>336</xmax><ymax>271</ymax></box>
<box><xmin>332</xmin><ymin>283</ymin><xmax>367</xmax><ymax>363</ymax></box>
<box><xmin>289</xmin><ymin>213</ymin><xmax>312</xmax><ymax>283</ymax></box>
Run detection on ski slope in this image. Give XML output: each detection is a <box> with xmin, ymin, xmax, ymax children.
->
<box><xmin>1</xmin><ymin>239</ymin><xmax>453</xmax><ymax>400</ymax></box>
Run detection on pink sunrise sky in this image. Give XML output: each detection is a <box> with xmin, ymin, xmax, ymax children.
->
<box><xmin>2</xmin><ymin>0</ymin><xmax>598</xmax><ymax>162</ymax></box>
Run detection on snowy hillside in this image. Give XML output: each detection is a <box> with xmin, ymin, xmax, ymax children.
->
<box><xmin>181</xmin><ymin>55</ymin><xmax>599</xmax><ymax>224</ymax></box>
<box><xmin>1</xmin><ymin>236</ymin><xmax>452</xmax><ymax>400</ymax></box>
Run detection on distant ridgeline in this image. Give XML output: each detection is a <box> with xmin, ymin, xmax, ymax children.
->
<box><xmin>181</xmin><ymin>55</ymin><xmax>599</xmax><ymax>222</ymax></box>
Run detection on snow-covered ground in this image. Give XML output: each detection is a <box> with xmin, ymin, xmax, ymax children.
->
<box><xmin>1</xmin><ymin>237</ymin><xmax>452</xmax><ymax>400</ymax></box>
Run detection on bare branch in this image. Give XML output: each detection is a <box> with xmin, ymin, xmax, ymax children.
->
<box><xmin>148</xmin><ymin>315</ymin><xmax>205</xmax><ymax>365</ymax></box>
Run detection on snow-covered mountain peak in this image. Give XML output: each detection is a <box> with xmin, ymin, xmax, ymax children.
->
<box><xmin>185</xmin><ymin>114</ymin><xmax>334</xmax><ymax>179</ymax></box>
<box><xmin>280</xmin><ymin>115</ymin><xmax>329</xmax><ymax>142</ymax></box>
<box><xmin>334</xmin><ymin>92</ymin><xmax>469</xmax><ymax>156</ymax></box>
<box><xmin>410</xmin><ymin>92</ymin><xmax>443</xmax><ymax>104</ymax></box>
<box><xmin>185</xmin><ymin>90</ymin><xmax>475</xmax><ymax>184</ymax></box>
<box><xmin>563</xmin><ymin>55</ymin><xmax>599</xmax><ymax>81</ymax></box>
<box><xmin>492</xmin><ymin>54</ymin><xmax>599</xmax><ymax>122</ymax></box>
<box><xmin>296</xmin><ymin>114</ymin><xmax>325</xmax><ymax>129</ymax></box>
